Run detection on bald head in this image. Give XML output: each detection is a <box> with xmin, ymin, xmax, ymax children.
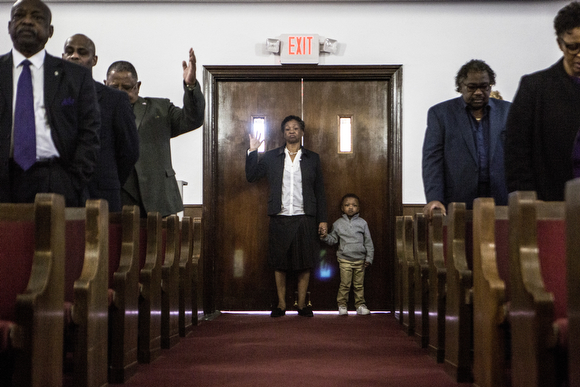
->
<box><xmin>62</xmin><ymin>33</ymin><xmax>98</xmax><ymax>70</ymax></box>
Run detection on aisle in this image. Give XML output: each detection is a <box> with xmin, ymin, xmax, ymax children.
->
<box><xmin>117</xmin><ymin>312</ymin><xmax>469</xmax><ymax>387</ymax></box>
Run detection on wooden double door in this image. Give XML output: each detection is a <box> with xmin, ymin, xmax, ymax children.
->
<box><xmin>202</xmin><ymin>65</ymin><xmax>402</xmax><ymax>313</ymax></box>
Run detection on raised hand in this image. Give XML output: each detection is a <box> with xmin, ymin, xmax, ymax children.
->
<box><xmin>182</xmin><ymin>48</ymin><xmax>197</xmax><ymax>87</ymax></box>
<box><xmin>248</xmin><ymin>132</ymin><xmax>264</xmax><ymax>152</ymax></box>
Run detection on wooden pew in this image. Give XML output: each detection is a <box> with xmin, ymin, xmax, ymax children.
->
<box><xmin>508</xmin><ymin>191</ymin><xmax>567</xmax><ymax>387</ymax></box>
<box><xmin>566</xmin><ymin>178</ymin><xmax>580</xmax><ymax>387</ymax></box>
<box><xmin>138</xmin><ymin>212</ymin><xmax>162</xmax><ymax>364</ymax></box>
<box><xmin>472</xmin><ymin>198</ymin><xmax>509</xmax><ymax>387</ymax></box>
<box><xmin>393</xmin><ymin>215</ymin><xmax>405</xmax><ymax>325</ymax></box>
<box><xmin>0</xmin><ymin>193</ymin><xmax>65</xmax><ymax>387</ymax></box>
<box><xmin>413</xmin><ymin>212</ymin><xmax>429</xmax><ymax>348</ymax></box>
<box><xmin>192</xmin><ymin>216</ymin><xmax>202</xmax><ymax>325</ymax></box>
<box><xmin>444</xmin><ymin>202</ymin><xmax>473</xmax><ymax>383</ymax></box>
<box><xmin>63</xmin><ymin>200</ymin><xmax>109</xmax><ymax>387</ymax></box>
<box><xmin>179</xmin><ymin>216</ymin><xmax>194</xmax><ymax>337</ymax></box>
<box><xmin>161</xmin><ymin>214</ymin><xmax>180</xmax><ymax>349</ymax></box>
<box><xmin>395</xmin><ymin>216</ymin><xmax>405</xmax><ymax>322</ymax></box>
<box><xmin>108</xmin><ymin>205</ymin><xmax>140</xmax><ymax>383</ymax></box>
<box><xmin>427</xmin><ymin>209</ymin><xmax>446</xmax><ymax>363</ymax></box>
<box><xmin>400</xmin><ymin>215</ymin><xmax>415</xmax><ymax>335</ymax></box>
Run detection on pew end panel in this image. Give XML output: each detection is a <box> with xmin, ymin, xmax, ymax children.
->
<box><xmin>138</xmin><ymin>212</ymin><xmax>162</xmax><ymax>364</ymax></box>
<box><xmin>401</xmin><ymin>216</ymin><xmax>415</xmax><ymax>336</ymax></box>
<box><xmin>192</xmin><ymin>217</ymin><xmax>202</xmax><ymax>325</ymax></box>
<box><xmin>444</xmin><ymin>203</ymin><xmax>473</xmax><ymax>383</ymax></box>
<box><xmin>413</xmin><ymin>213</ymin><xmax>430</xmax><ymax>348</ymax></box>
<box><xmin>179</xmin><ymin>216</ymin><xmax>194</xmax><ymax>337</ymax></box>
<box><xmin>472</xmin><ymin>198</ymin><xmax>509</xmax><ymax>387</ymax></box>
<box><xmin>108</xmin><ymin>205</ymin><xmax>140</xmax><ymax>384</ymax></box>
<box><xmin>65</xmin><ymin>200</ymin><xmax>109</xmax><ymax>387</ymax></box>
<box><xmin>428</xmin><ymin>209</ymin><xmax>446</xmax><ymax>363</ymax></box>
<box><xmin>0</xmin><ymin>194</ymin><xmax>65</xmax><ymax>387</ymax></box>
<box><xmin>566</xmin><ymin>179</ymin><xmax>580</xmax><ymax>387</ymax></box>
<box><xmin>395</xmin><ymin>216</ymin><xmax>404</xmax><ymax>323</ymax></box>
<box><xmin>161</xmin><ymin>214</ymin><xmax>180</xmax><ymax>349</ymax></box>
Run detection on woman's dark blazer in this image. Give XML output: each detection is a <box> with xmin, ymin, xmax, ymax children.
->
<box><xmin>505</xmin><ymin>58</ymin><xmax>580</xmax><ymax>201</ymax></box>
<box><xmin>246</xmin><ymin>146</ymin><xmax>327</xmax><ymax>224</ymax></box>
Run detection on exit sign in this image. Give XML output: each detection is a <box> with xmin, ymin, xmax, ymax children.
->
<box><xmin>280</xmin><ymin>34</ymin><xmax>319</xmax><ymax>64</ymax></box>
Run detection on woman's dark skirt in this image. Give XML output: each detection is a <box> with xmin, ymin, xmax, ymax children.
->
<box><xmin>268</xmin><ymin>215</ymin><xmax>319</xmax><ymax>272</ymax></box>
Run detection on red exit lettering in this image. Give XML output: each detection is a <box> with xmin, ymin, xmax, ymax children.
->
<box><xmin>288</xmin><ymin>36</ymin><xmax>313</xmax><ymax>56</ymax></box>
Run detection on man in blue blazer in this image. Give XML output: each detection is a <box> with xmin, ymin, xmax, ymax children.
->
<box><xmin>62</xmin><ymin>34</ymin><xmax>139</xmax><ymax>212</ymax></box>
<box><xmin>0</xmin><ymin>0</ymin><xmax>100</xmax><ymax>207</ymax></box>
<box><xmin>422</xmin><ymin>60</ymin><xmax>511</xmax><ymax>218</ymax></box>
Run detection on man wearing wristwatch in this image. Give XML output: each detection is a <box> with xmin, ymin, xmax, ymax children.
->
<box><xmin>105</xmin><ymin>48</ymin><xmax>205</xmax><ymax>217</ymax></box>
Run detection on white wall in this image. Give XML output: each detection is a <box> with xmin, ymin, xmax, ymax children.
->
<box><xmin>0</xmin><ymin>1</ymin><xmax>568</xmax><ymax>204</ymax></box>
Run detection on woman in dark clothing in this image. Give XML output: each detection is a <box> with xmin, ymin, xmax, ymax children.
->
<box><xmin>246</xmin><ymin>115</ymin><xmax>328</xmax><ymax>318</ymax></box>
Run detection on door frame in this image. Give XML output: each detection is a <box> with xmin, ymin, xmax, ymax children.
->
<box><xmin>201</xmin><ymin>65</ymin><xmax>403</xmax><ymax>316</ymax></box>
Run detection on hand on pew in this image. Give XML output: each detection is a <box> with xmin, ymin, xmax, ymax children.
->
<box><xmin>424</xmin><ymin>200</ymin><xmax>446</xmax><ymax>220</ymax></box>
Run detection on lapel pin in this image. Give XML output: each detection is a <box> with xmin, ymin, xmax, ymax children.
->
<box><xmin>54</xmin><ymin>71</ymin><xmax>59</xmax><ymax>76</ymax></box>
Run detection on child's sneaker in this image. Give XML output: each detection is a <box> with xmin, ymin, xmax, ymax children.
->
<box><xmin>356</xmin><ymin>304</ymin><xmax>370</xmax><ymax>315</ymax></box>
<box><xmin>338</xmin><ymin>305</ymin><xmax>348</xmax><ymax>316</ymax></box>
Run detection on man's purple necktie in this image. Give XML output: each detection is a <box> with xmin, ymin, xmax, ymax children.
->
<box><xmin>13</xmin><ymin>59</ymin><xmax>36</xmax><ymax>171</ymax></box>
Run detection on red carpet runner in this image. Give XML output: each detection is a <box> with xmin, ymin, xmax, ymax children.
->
<box><xmin>115</xmin><ymin>312</ymin><xmax>468</xmax><ymax>387</ymax></box>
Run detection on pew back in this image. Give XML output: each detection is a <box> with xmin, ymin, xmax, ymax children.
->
<box><xmin>508</xmin><ymin>191</ymin><xmax>566</xmax><ymax>387</ymax></box>
<box><xmin>0</xmin><ymin>194</ymin><xmax>65</xmax><ymax>387</ymax></box>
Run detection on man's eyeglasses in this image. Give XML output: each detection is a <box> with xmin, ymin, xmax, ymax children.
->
<box><xmin>463</xmin><ymin>83</ymin><xmax>491</xmax><ymax>93</ymax></box>
<box><xmin>559</xmin><ymin>38</ymin><xmax>580</xmax><ymax>55</ymax></box>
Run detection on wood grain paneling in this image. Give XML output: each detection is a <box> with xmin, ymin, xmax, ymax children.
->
<box><xmin>203</xmin><ymin>65</ymin><xmax>402</xmax><ymax>314</ymax></box>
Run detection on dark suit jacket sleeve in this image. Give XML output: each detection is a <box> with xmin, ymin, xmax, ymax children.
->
<box><xmin>112</xmin><ymin>91</ymin><xmax>139</xmax><ymax>185</ymax></box>
<box><xmin>63</xmin><ymin>64</ymin><xmax>100</xmax><ymax>190</ymax></box>
<box><xmin>504</xmin><ymin>74</ymin><xmax>537</xmax><ymax>193</ymax></box>
<box><xmin>573</xmin><ymin>130</ymin><xmax>580</xmax><ymax>178</ymax></box>
<box><xmin>245</xmin><ymin>149</ymin><xmax>267</xmax><ymax>182</ymax></box>
<box><xmin>422</xmin><ymin>105</ymin><xmax>446</xmax><ymax>203</ymax></box>
<box><xmin>169</xmin><ymin>80</ymin><xmax>205</xmax><ymax>138</ymax></box>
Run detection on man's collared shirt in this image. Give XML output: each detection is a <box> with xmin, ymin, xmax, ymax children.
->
<box><xmin>11</xmin><ymin>49</ymin><xmax>59</xmax><ymax>160</ymax></box>
<box><xmin>462</xmin><ymin>99</ymin><xmax>491</xmax><ymax>183</ymax></box>
<box><xmin>279</xmin><ymin>147</ymin><xmax>305</xmax><ymax>216</ymax></box>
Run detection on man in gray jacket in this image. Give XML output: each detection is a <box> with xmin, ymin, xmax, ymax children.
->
<box><xmin>105</xmin><ymin>48</ymin><xmax>205</xmax><ymax>217</ymax></box>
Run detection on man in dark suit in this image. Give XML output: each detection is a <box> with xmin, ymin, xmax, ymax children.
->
<box><xmin>104</xmin><ymin>50</ymin><xmax>205</xmax><ymax>217</ymax></box>
<box><xmin>0</xmin><ymin>0</ymin><xmax>100</xmax><ymax>207</ymax></box>
<box><xmin>246</xmin><ymin>115</ymin><xmax>328</xmax><ymax>318</ymax></box>
<box><xmin>422</xmin><ymin>59</ymin><xmax>511</xmax><ymax>219</ymax></box>
<box><xmin>507</xmin><ymin>1</ymin><xmax>580</xmax><ymax>201</ymax></box>
<box><xmin>62</xmin><ymin>34</ymin><xmax>139</xmax><ymax>212</ymax></box>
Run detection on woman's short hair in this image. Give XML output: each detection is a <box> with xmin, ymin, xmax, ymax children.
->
<box><xmin>280</xmin><ymin>115</ymin><xmax>305</xmax><ymax>132</ymax></box>
<box><xmin>554</xmin><ymin>2</ymin><xmax>580</xmax><ymax>37</ymax></box>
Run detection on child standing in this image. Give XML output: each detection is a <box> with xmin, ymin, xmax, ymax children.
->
<box><xmin>320</xmin><ymin>194</ymin><xmax>374</xmax><ymax>315</ymax></box>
